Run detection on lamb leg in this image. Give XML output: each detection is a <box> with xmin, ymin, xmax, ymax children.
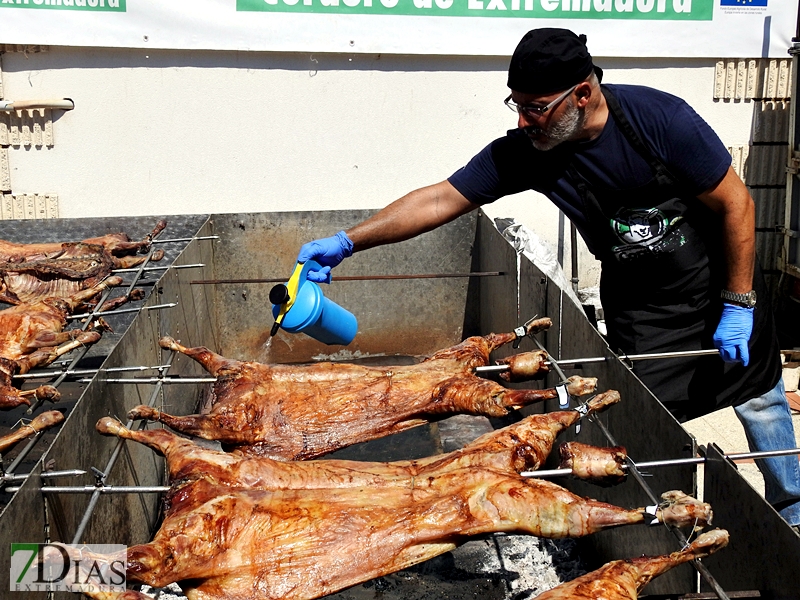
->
<box><xmin>21</xmin><ymin>326</ymin><xmax>102</xmax><ymax>353</ymax></box>
<box><xmin>55</xmin><ymin>275</ymin><xmax>123</xmax><ymax>313</ymax></box>
<box><xmin>0</xmin><ymin>358</ymin><xmax>59</xmax><ymax>408</ymax></box>
<box><xmin>82</xmin><ymin>219</ymin><xmax>167</xmax><ymax>256</ymax></box>
<box><xmin>486</xmin><ymin>482</ymin><xmax>711</xmax><ymax>538</ymax></box>
<box><xmin>125</xmin><ymin>405</ymin><xmax>250</xmax><ymax>444</ymax></box>
<box><xmin>432</xmin><ymin>374</ymin><xmax>597</xmax><ymax>416</ymax></box>
<box><xmin>534</xmin><ymin>528</ymin><xmax>729</xmax><ymax>599</ymax></box>
<box><xmin>461</xmin><ymin>390</ymin><xmax>619</xmax><ymax>472</ymax></box>
<box><xmin>159</xmin><ymin>336</ymin><xmax>242</xmax><ymax>375</ymax></box>
<box><xmin>112</xmin><ymin>249</ymin><xmax>165</xmax><ymax>269</ymax></box>
<box><xmin>0</xmin><ymin>410</ymin><xmax>63</xmax><ymax>452</ymax></box>
<box><xmin>15</xmin><ymin>331</ymin><xmax>102</xmax><ymax>374</ymax></box>
<box><xmin>426</xmin><ymin>317</ymin><xmax>553</xmax><ymax>366</ymax></box>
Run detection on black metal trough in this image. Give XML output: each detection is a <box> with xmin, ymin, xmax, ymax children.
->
<box><xmin>0</xmin><ymin>210</ymin><xmax>796</xmax><ymax>599</ymax></box>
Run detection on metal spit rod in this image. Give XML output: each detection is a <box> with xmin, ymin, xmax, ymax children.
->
<box><xmin>29</xmin><ymin>448</ymin><xmax>800</xmax><ymax>493</ymax></box>
<box><xmin>2</xmin><ymin>469</ymin><xmax>86</xmax><ymax>483</ymax></box>
<box><xmin>531</xmin><ymin>337</ymin><xmax>731</xmax><ymax>600</ymax></box>
<box><xmin>6</xmin><ymin>485</ymin><xmax>171</xmax><ymax>494</ymax></box>
<box><xmin>153</xmin><ymin>236</ymin><xmax>219</xmax><ymax>244</ymax></box>
<box><xmin>14</xmin><ymin>364</ymin><xmax>174</xmax><ymax>381</ymax></box>
<box><xmin>475</xmin><ymin>348</ymin><xmax>721</xmax><ymax>374</ymax></box>
<box><xmin>112</xmin><ymin>263</ymin><xmax>205</xmax><ymax>274</ymax></box>
<box><xmin>78</xmin><ymin>377</ymin><xmax>217</xmax><ymax>384</ymax></box>
<box><xmin>521</xmin><ymin>447</ymin><xmax>800</xmax><ymax>478</ymax></box>
<box><xmin>190</xmin><ymin>271</ymin><xmax>505</xmax><ymax>285</ymax></box>
<box><xmin>66</xmin><ymin>302</ymin><xmax>177</xmax><ymax>321</ymax></box>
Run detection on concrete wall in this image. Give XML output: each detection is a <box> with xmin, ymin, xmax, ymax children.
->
<box><xmin>0</xmin><ymin>47</ymin><xmax>761</xmax><ymax>287</ymax></box>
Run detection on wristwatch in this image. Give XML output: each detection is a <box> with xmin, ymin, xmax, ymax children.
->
<box><xmin>720</xmin><ymin>289</ymin><xmax>757</xmax><ymax>308</ymax></box>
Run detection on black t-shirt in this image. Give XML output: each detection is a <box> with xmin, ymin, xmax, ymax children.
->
<box><xmin>448</xmin><ymin>84</ymin><xmax>731</xmax><ymax>257</ymax></box>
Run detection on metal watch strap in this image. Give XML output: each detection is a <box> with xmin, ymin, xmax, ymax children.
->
<box><xmin>720</xmin><ymin>289</ymin><xmax>757</xmax><ymax>308</ymax></box>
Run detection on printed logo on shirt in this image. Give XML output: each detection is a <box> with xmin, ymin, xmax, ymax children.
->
<box><xmin>609</xmin><ymin>207</ymin><xmax>685</xmax><ymax>262</ymax></box>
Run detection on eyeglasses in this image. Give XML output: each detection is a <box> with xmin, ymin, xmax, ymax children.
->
<box><xmin>504</xmin><ymin>84</ymin><xmax>578</xmax><ymax>118</ymax></box>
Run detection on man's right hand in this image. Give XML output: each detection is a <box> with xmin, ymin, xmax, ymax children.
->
<box><xmin>296</xmin><ymin>230</ymin><xmax>354</xmax><ymax>283</ymax></box>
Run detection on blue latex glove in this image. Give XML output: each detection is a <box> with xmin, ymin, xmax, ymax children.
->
<box><xmin>296</xmin><ymin>231</ymin><xmax>354</xmax><ymax>284</ymax></box>
<box><xmin>712</xmin><ymin>303</ymin><xmax>754</xmax><ymax>366</ymax></box>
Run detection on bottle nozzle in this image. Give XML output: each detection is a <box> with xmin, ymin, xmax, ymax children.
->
<box><xmin>269</xmin><ymin>284</ymin><xmax>290</xmax><ymax>305</ymax></box>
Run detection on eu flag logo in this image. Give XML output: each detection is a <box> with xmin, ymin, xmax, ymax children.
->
<box><xmin>720</xmin><ymin>0</ymin><xmax>767</xmax><ymax>5</ymax></box>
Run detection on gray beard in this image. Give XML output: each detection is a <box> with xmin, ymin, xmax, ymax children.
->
<box><xmin>531</xmin><ymin>101</ymin><xmax>584</xmax><ymax>151</ymax></box>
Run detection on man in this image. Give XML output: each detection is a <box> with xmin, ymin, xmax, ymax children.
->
<box><xmin>295</xmin><ymin>28</ymin><xmax>800</xmax><ymax>528</ymax></box>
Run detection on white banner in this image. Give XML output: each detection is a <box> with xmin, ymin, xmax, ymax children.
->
<box><xmin>0</xmin><ymin>0</ymin><xmax>795</xmax><ymax>58</ymax></box>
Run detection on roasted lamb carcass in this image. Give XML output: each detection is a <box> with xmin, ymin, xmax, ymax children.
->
<box><xmin>83</xmin><ymin>391</ymin><xmax>711</xmax><ymax>600</ymax></box>
<box><xmin>0</xmin><ymin>220</ymin><xmax>166</xmax><ymax>305</ymax></box>
<box><xmin>0</xmin><ymin>410</ymin><xmax>63</xmax><ymax>453</ymax></box>
<box><xmin>0</xmin><ymin>276</ymin><xmax>121</xmax><ymax>362</ymax></box>
<box><xmin>559</xmin><ymin>441</ymin><xmax>628</xmax><ymax>486</ymax></box>
<box><xmin>129</xmin><ymin>320</ymin><xmax>598</xmax><ymax>460</ymax></box>
<box><xmin>100</xmin><ymin>390</ymin><xmax>622</xmax><ymax>491</ymax></box>
<box><xmin>0</xmin><ymin>276</ymin><xmax>121</xmax><ymax>409</ymax></box>
<box><xmin>534</xmin><ymin>528</ymin><xmax>729</xmax><ymax>599</ymax></box>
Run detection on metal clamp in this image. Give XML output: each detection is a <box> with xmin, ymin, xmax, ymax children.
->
<box><xmin>556</xmin><ymin>384</ymin><xmax>570</xmax><ymax>409</ymax></box>
<box><xmin>90</xmin><ymin>467</ymin><xmax>106</xmax><ymax>488</ymax></box>
<box><xmin>512</xmin><ymin>326</ymin><xmax>527</xmax><ymax>349</ymax></box>
<box><xmin>644</xmin><ymin>504</ymin><xmax>660</xmax><ymax>526</ymax></box>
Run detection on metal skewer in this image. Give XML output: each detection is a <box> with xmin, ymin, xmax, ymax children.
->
<box><xmin>66</xmin><ymin>302</ymin><xmax>177</xmax><ymax>321</ymax></box>
<box><xmin>475</xmin><ymin>348</ymin><xmax>721</xmax><ymax>374</ymax></box>
<box><xmin>190</xmin><ymin>271</ymin><xmax>505</xmax><ymax>285</ymax></box>
<box><xmin>14</xmin><ymin>364</ymin><xmax>174</xmax><ymax>380</ymax></box>
<box><xmin>6</xmin><ymin>485</ymin><xmax>171</xmax><ymax>494</ymax></box>
<box><xmin>113</xmin><ymin>263</ymin><xmax>205</xmax><ymax>273</ymax></box>
<box><xmin>153</xmin><ymin>236</ymin><xmax>219</xmax><ymax>244</ymax></box>
<box><xmin>23</xmin><ymin>449</ymin><xmax>800</xmax><ymax>493</ymax></box>
<box><xmin>79</xmin><ymin>377</ymin><xmax>217</xmax><ymax>384</ymax></box>
<box><xmin>2</xmin><ymin>469</ymin><xmax>86</xmax><ymax>483</ymax></box>
<box><xmin>521</xmin><ymin>447</ymin><xmax>800</xmax><ymax>478</ymax></box>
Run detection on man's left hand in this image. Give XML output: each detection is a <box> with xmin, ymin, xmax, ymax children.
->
<box><xmin>713</xmin><ymin>303</ymin><xmax>754</xmax><ymax>366</ymax></box>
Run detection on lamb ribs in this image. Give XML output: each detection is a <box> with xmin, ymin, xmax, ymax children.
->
<box><xmin>129</xmin><ymin>318</ymin><xmax>598</xmax><ymax>460</ymax></box>
<box><xmin>0</xmin><ymin>276</ymin><xmax>123</xmax><ymax>409</ymax></box>
<box><xmin>81</xmin><ymin>390</ymin><xmax>712</xmax><ymax>600</ymax></box>
<box><xmin>0</xmin><ymin>220</ymin><xmax>166</xmax><ymax>305</ymax></box>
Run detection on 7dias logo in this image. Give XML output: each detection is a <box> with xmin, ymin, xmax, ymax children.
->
<box><xmin>10</xmin><ymin>543</ymin><xmax>126</xmax><ymax>593</ymax></box>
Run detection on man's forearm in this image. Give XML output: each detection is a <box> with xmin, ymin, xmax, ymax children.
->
<box><xmin>697</xmin><ymin>166</ymin><xmax>755</xmax><ymax>293</ymax></box>
<box><xmin>345</xmin><ymin>181</ymin><xmax>478</xmax><ymax>252</ymax></box>
<box><xmin>721</xmin><ymin>203</ymin><xmax>755</xmax><ymax>294</ymax></box>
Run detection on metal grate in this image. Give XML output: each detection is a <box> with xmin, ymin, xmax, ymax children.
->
<box><xmin>714</xmin><ymin>58</ymin><xmax>793</xmax><ymax>101</ymax></box>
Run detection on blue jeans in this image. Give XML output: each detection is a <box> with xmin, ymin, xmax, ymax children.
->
<box><xmin>734</xmin><ymin>378</ymin><xmax>800</xmax><ymax>527</ymax></box>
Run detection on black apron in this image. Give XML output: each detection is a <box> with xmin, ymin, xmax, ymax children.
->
<box><xmin>567</xmin><ymin>87</ymin><xmax>781</xmax><ymax>422</ymax></box>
